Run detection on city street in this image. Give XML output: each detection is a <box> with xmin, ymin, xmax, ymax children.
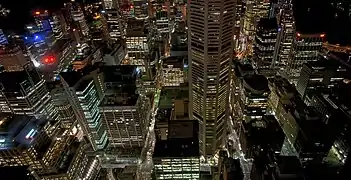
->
<box><xmin>136</xmin><ymin>67</ymin><xmax>162</xmax><ymax>180</ymax></box>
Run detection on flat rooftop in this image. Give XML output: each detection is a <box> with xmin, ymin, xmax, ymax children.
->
<box><xmin>0</xmin><ymin>114</ymin><xmax>47</xmax><ymax>150</ymax></box>
<box><xmin>100</xmin><ymin>65</ymin><xmax>138</xmax><ymax>83</ymax></box>
<box><xmin>243</xmin><ymin>74</ymin><xmax>269</xmax><ymax>93</ymax></box>
<box><xmin>154</xmin><ymin>120</ymin><xmax>199</xmax><ymax>157</ymax></box>
<box><xmin>101</xmin><ymin>86</ymin><xmax>139</xmax><ymax>106</ymax></box>
<box><xmin>0</xmin><ymin>68</ymin><xmax>41</xmax><ymax>92</ymax></box>
<box><xmin>163</xmin><ymin>56</ymin><xmax>184</xmax><ymax>68</ymax></box>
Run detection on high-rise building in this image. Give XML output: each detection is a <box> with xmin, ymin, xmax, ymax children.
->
<box><xmin>287</xmin><ymin>32</ymin><xmax>325</xmax><ymax>82</ymax></box>
<box><xmin>60</xmin><ymin>69</ymin><xmax>108</xmax><ymax>151</ymax></box>
<box><xmin>0</xmin><ymin>29</ymin><xmax>8</xmax><ymax>45</ymax></box>
<box><xmin>99</xmin><ymin>66</ymin><xmax>150</xmax><ymax>148</ymax></box>
<box><xmin>286</xmin><ymin>3</ymin><xmax>326</xmax><ymax>83</ymax></box>
<box><xmin>0</xmin><ymin>67</ymin><xmax>59</xmax><ymax>124</ymax></box>
<box><xmin>102</xmin><ymin>0</ymin><xmax>126</xmax><ymax>40</ymax></box>
<box><xmin>240</xmin><ymin>74</ymin><xmax>270</xmax><ymax>122</ymax></box>
<box><xmin>188</xmin><ymin>0</ymin><xmax>236</xmax><ymax>155</ymax></box>
<box><xmin>125</xmin><ymin>19</ymin><xmax>149</xmax><ymax>73</ymax></box>
<box><xmin>296</xmin><ymin>57</ymin><xmax>346</xmax><ymax>101</ymax></box>
<box><xmin>238</xmin><ymin>115</ymin><xmax>284</xmax><ymax>159</ymax></box>
<box><xmin>162</xmin><ymin>56</ymin><xmax>187</xmax><ymax>87</ymax></box>
<box><xmin>253</xmin><ymin>18</ymin><xmax>278</xmax><ymax>77</ymax></box>
<box><xmin>275</xmin><ymin>5</ymin><xmax>294</xmax><ymax>71</ymax></box>
<box><xmin>71</xmin><ymin>4</ymin><xmax>89</xmax><ymax>38</ymax></box>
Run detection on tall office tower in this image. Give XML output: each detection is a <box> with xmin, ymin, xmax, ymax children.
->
<box><xmin>188</xmin><ymin>0</ymin><xmax>236</xmax><ymax>155</ymax></box>
<box><xmin>286</xmin><ymin>3</ymin><xmax>325</xmax><ymax>83</ymax></box>
<box><xmin>71</xmin><ymin>4</ymin><xmax>89</xmax><ymax>38</ymax></box>
<box><xmin>60</xmin><ymin>70</ymin><xmax>108</xmax><ymax>151</ymax></box>
<box><xmin>296</xmin><ymin>57</ymin><xmax>347</xmax><ymax>103</ymax></box>
<box><xmin>253</xmin><ymin>18</ymin><xmax>278</xmax><ymax>77</ymax></box>
<box><xmin>310</xmin><ymin>83</ymin><xmax>351</xmax><ymax>179</ymax></box>
<box><xmin>153</xmin><ymin>120</ymin><xmax>200</xmax><ymax>180</ymax></box>
<box><xmin>0</xmin><ymin>29</ymin><xmax>8</xmax><ymax>45</ymax></box>
<box><xmin>49</xmin><ymin>11</ymin><xmax>65</xmax><ymax>40</ymax></box>
<box><xmin>275</xmin><ymin>5</ymin><xmax>294</xmax><ymax>71</ymax></box>
<box><xmin>243</xmin><ymin>0</ymin><xmax>270</xmax><ymax>41</ymax></box>
<box><xmin>243</xmin><ymin>1</ymin><xmax>257</xmax><ymax>39</ymax></box>
<box><xmin>287</xmin><ymin>33</ymin><xmax>325</xmax><ymax>83</ymax></box>
<box><xmin>0</xmin><ymin>67</ymin><xmax>59</xmax><ymax>124</ymax></box>
<box><xmin>99</xmin><ymin>66</ymin><xmax>150</xmax><ymax>149</ymax></box>
<box><xmin>0</xmin><ymin>114</ymin><xmax>100</xmax><ymax>180</ymax></box>
<box><xmin>240</xmin><ymin>74</ymin><xmax>270</xmax><ymax>122</ymax></box>
<box><xmin>90</xmin><ymin>15</ymin><xmax>110</xmax><ymax>43</ymax></box>
<box><xmin>234</xmin><ymin>0</ymin><xmax>244</xmax><ymax>49</ymax></box>
<box><xmin>155</xmin><ymin>8</ymin><xmax>172</xmax><ymax>37</ymax></box>
<box><xmin>46</xmin><ymin>81</ymin><xmax>77</xmax><ymax>129</ymax></box>
<box><xmin>238</xmin><ymin>115</ymin><xmax>284</xmax><ymax>159</ymax></box>
<box><xmin>102</xmin><ymin>0</ymin><xmax>126</xmax><ymax>40</ymax></box>
<box><xmin>0</xmin><ymin>45</ymin><xmax>28</xmax><ymax>72</ymax></box>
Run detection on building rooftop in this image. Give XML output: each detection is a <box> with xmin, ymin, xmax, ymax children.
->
<box><xmin>163</xmin><ymin>56</ymin><xmax>185</xmax><ymax>68</ymax></box>
<box><xmin>126</xmin><ymin>18</ymin><xmax>146</xmax><ymax>37</ymax></box>
<box><xmin>0</xmin><ymin>68</ymin><xmax>41</xmax><ymax>92</ymax></box>
<box><xmin>60</xmin><ymin>63</ymin><xmax>102</xmax><ymax>88</ymax></box>
<box><xmin>276</xmin><ymin>156</ymin><xmax>303</xmax><ymax>176</ymax></box>
<box><xmin>0</xmin><ymin>166</ymin><xmax>35</xmax><ymax>180</ymax></box>
<box><xmin>100</xmin><ymin>65</ymin><xmax>138</xmax><ymax>83</ymax></box>
<box><xmin>243</xmin><ymin>74</ymin><xmax>269</xmax><ymax>94</ymax></box>
<box><xmin>271</xmin><ymin>76</ymin><xmax>297</xmax><ymax>96</ymax></box>
<box><xmin>101</xmin><ymin>87</ymin><xmax>139</xmax><ymax>106</ymax></box>
<box><xmin>234</xmin><ymin>62</ymin><xmax>255</xmax><ymax>78</ymax></box>
<box><xmin>257</xmin><ymin>18</ymin><xmax>277</xmax><ymax>31</ymax></box>
<box><xmin>0</xmin><ymin>114</ymin><xmax>47</xmax><ymax>150</ymax></box>
<box><xmin>154</xmin><ymin>120</ymin><xmax>199</xmax><ymax>157</ymax></box>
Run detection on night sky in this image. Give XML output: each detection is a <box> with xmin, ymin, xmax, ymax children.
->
<box><xmin>293</xmin><ymin>0</ymin><xmax>351</xmax><ymax>45</ymax></box>
<box><xmin>0</xmin><ymin>0</ymin><xmax>69</xmax><ymax>33</ymax></box>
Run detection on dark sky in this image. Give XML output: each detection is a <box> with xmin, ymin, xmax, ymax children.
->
<box><xmin>0</xmin><ymin>0</ymin><xmax>68</xmax><ymax>33</ymax></box>
<box><xmin>293</xmin><ymin>0</ymin><xmax>351</xmax><ymax>45</ymax></box>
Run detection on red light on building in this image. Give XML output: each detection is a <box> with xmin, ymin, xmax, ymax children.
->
<box><xmin>43</xmin><ymin>56</ymin><xmax>55</xmax><ymax>65</ymax></box>
<box><xmin>73</xmin><ymin>28</ymin><xmax>76</xmax><ymax>32</ymax></box>
<box><xmin>297</xmin><ymin>33</ymin><xmax>301</xmax><ymax>37</ymax></box>
<box><xmin>320</xmin><ymin>34</ymin><xmax>325</xmax><ymax>38</ymax></box>
<box><xmin>130</xmin><ymin>5</ymin><xmax>134</xmax><ymax>9</ymax></box>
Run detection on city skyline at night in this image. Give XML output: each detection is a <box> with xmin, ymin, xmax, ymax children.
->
<box><xmin>0</xmin><ymin>0</ymin><xmax>351</xmax><ymax>180</ymax></box>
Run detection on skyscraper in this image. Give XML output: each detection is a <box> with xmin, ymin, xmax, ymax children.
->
<box><xmin>188</xmin><ymin>0</ymin><xmax>236</xmax><ymax>155</ymax></box>
<box><xmin>253</xmin><ymin>18</ymin><xmax>278</xmax><ymax>77</ymax></box>
<box><xmin>102</xmin><ymin>0</ymin><xmax>126</xmax><ymax>40</ymax></box>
